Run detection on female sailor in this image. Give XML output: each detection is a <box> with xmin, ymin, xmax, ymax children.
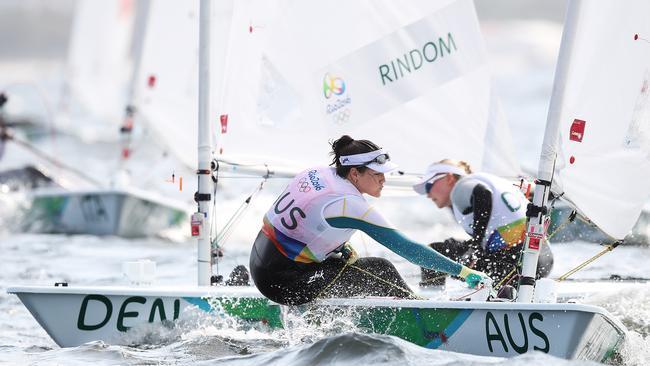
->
<box><xmin>412</xmin><ymin>159</ymin><xmax>554</xmax><ymax>286</ymax></box>
<box><xmin>249</xmin><ymin>136</ymin><xmax>490</xmax><ymax>305</ymax></box>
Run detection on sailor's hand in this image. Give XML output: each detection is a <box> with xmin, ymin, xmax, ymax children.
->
<box><xmin>340</xmin><ymin>243</ymin><xmax>358</xmax><ymax>264</ymax></box>
<box><xmin>459</xmin><ymin>266</ymin><xmax>491</xmax><ymax>289</ymax></box>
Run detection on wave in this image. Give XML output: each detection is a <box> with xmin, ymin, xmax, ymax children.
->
<box><xmin>204</xmin><ymin>332</ymin><xmax>593</xmax><ymax>366</ymax></box>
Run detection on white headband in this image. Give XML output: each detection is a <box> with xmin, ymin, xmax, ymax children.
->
<box><xmin>412</xmin><ymin>163</ymin><xmax>468</xmax><ymax>194</ymax></box>
<box><xmin>423</xmin><ymin>163</ymin><xmax>468</xmax><ymax>178</ymax></box>
<box><xmin>339</xmin><ymin>149</ymin><xmax>385</xmax><ymax>166</ymax></box>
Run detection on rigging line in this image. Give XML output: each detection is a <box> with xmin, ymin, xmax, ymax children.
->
<box><xmin>213</xmin><ymin>177</ymin><xmax>267</xmax><ymax>249</ymax></box>
<box><xmin>210</xmin><ymin>167</ymin><xmax>220</xmax><ymax>276</ymax></box>
<box><xmin>210</xmin><ymin>165</ymin><xmax>219</xmax><ymax>244</ymax></box>
<box><xmin>315</xmin><ymin>261</ymin><xmax>351</xmax><ymax>300</ymax></box>
<box><xmin>556</xmin><ymin>241</ymin><xmax>621</xmax><ymax>282</ymax></box>
<box><xmin>8</xmin><ymin>135</ymin><xmax>103</xmax><ymax>188</ymax></box>
<box><xmin>205</xmin><ymin>175</ymin><xmax>289</xmax><ymax>180</ymax></box>
<box><xmin>452</xmin><ymin>287</ymin><xmax>485</xmax><ymax>301</ymax></box>
<box><xmin>216</xmin><ymin>179</ymin><xmax>266</xmax><ymax>245</ymax></box>
<box><xmin>546</xmin><ymin>210</ymin><xmax>577</xmax><ymax>240</ymax></box>
<box><xmin>494</xmin><ymin>267</ymin><xmax>518</xmax><ymax>290</ymax></box>
<box><xmin>349</xmin><ymin>263</ymin><xmax>424</xmax><ymax>300</ymax></box>
<box><xmin>315</xmin><ymin>261</ymin><xmax>424</xmax><ymax>300</ymax></box>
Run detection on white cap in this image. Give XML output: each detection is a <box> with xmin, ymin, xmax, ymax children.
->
<box><xmin>412</xmin><ymin>163</ymin><xmax>468</xmax><ymax>194</ymax></box>
<box><xmin>339</xmin><ymin>149</ymin><xmax>398</xmax><ymax>173</ymax></box>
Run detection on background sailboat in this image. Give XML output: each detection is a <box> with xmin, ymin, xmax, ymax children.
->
<box><xmin>18</xmin><ymin>0</ymin><xmax>191</xmax><ymax>238</ymax></box>
<box><xmin>56</xmin><ymin>0</ymin><xmax>134</xmax><ymax>141</ymax></box>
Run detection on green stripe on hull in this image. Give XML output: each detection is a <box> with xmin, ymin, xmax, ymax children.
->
<box><xmin>356</xmin><ymin>306</ymin><xmax>472</xmax><ymax>347</ymax></box>
<box><xmin>184</xmin><ymin>297</ymin><xmax>283</xmax><ymax>328</ymax></box>
<box><xmin>184</xmin><ymin>297</ymin><xmax>473</xmax><ymax>347</ymax></box>
<box><xmin>30</xmin><ymin>196</ymin><xmax>67</xmax><ymax>218</ymax></box>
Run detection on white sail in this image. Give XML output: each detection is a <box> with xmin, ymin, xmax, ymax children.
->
<box><xmin>135</xmin><ymin>0</ymin><xmax>234</xmax><ymax>169</ymax></box>
<box><xmin>61</xmin><ymin>0</ymin><xmax>135</xmax><ymax>137</ymax></box>
<box><xmin>542</xmin><ymin>0</ymin><xmax>650</xmax><ymax>239</ymax></box>
<box><xmin>214</xmin><ymin>0</ymin><xmax>519</xmax><ymax>176</ymax></box>
<box><xmin>135</xmin><ymin>1</ymin><xmax>199</xmax><ymax>168</ymax></box>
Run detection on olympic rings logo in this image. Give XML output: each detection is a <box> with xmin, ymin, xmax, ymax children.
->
<box><xmin>323</xmin><ymin>73</ymin><xmax>346</xmax><ymax>99</ymax></box>
<box><xmin>332</xmin><ymin>109</ymin><xmax>351</xmax><ymax>124</ymax></box>
<box><xmin>298</xmin><ymin>177</ymin><xmax>312</xmax><ymax>193</ymax></box>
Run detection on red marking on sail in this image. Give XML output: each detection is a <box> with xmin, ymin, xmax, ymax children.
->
<box><xmin>249</xmin><ymin>21</ymin><xmax>265</xmax><ymax>34</ymax></box>
<box><xmin>635</xmin><ymin>33</ymin><xmax>650</xmax><ymax>43</ymax></box>
<box><xmin>220</xmin><ymin>114</ymin><xmax>228</xmax><ymax>133</ymax></box>
<box><xmin>147</xmin><ymin>75</ymin><xmax>156</xmax><ymax>88</ymax></box>
<box><xmin>118</xmin><ymin>0</ymin><xmax>134</xmax><ymax>20</ymax></box>
<box><xmin>570</xmin><ymin>119</ymin><xmax>586</xmax><ymax>142</ymax></box>
<box><xmin>569</xmin><ymin>156</ymin><xmax>575</xmax><ymax>164</ymax></box>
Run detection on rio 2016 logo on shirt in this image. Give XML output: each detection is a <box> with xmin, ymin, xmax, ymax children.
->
<box><xmin>323</xmin><ymin>73</ymin><xmax>346</xmax><ymax>98</ymax></box>
<box><xmin>322</xmin><ymin>73</ymin><xmax>352</xmax><ymax>125</ymax></box>
<box><xmin>297</xmin><ymin>177</ymin><xmax>312</xmax><ymax>193</ymax></box>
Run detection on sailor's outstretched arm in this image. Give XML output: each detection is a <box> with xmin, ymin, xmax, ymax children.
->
<box><xmin>326</xmin><ymin>214</ymin><xmax>465</xmax><ymax>276</ymax></box>
<box><xmin>323</xmin><ymin>196</ymin><xmax>465</xmax><ymax>276</ymax></box>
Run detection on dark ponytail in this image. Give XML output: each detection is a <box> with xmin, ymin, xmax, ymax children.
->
<box><xmin>329</xmin><ymin>135</ymin><xmax>381</xmax><ymax>178</ymax></box>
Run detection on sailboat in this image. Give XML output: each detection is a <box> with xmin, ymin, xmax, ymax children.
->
<box><xmin>20</xmin><ymin>0</ymin><xmax>191</xmax><ymax>238</ymax></box>
<box><xmin>8</xmin><ymin>0</ymin><xmax>637</xmax><ymax>361</ymax></box>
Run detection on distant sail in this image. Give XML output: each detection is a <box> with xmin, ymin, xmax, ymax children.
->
<box><xmin>136</xmin><ymin>0</ymin><xmax>234</xmax><ymax>168</ymax></box>
<box><xmin>62</xmin><ymin>0</ymin><xmax>135</xmax><ymax>135</ymax></box>
<box><xmin>541</xmin><ymin>0</ymin><xmax>650</xmax><ymax>239</ymax></box>
<box><xmin>136</xmin><ymin>1</ymin><xmax>198</xmax><ymax>168</ymax></box>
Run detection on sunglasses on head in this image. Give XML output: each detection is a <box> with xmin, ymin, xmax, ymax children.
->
<box><xmin>424</xmin><ymin>174</ymin><xmax>447</xmax><ymax>193</ymax></box>
<box><xmin>363</xmin><ymin>153</ymin><xmax>390</xmax><ymax>165</ymax></box>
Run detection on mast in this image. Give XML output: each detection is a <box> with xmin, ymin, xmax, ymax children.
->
<box><xmin>517</xmin><ymin>0</ymin><xmax>581</xmax><ymax>302</ymax></box>
<box><xmin>196</xmin><ymin>0</ymin><xmax>213</xmax><ymax>286</ymax></box>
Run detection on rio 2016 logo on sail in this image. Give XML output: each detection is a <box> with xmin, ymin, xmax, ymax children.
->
<box><xmin>322</xmin><ymin>73</ymin><xmax>352</xmax><ymax>125</ymax></box>
<box><xmin>323</xmin><ymin>73</ymin><xmax>346</xmax><ymax>98</ymax></box>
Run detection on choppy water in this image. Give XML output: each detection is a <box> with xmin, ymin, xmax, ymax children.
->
<box><xmin>2</xmin><ymin>3</ymin><xmax>650</xmax><ymax>366</ymax></box>
<box><xmin>2</xmin><ymin>193</ymin><xmax>650</xmax><ymax>366</ymax></box>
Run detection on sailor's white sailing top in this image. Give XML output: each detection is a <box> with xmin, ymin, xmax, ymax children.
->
<box><xmin>263</xmin><ymin>166</ymin><xmax>464</xmax><ymax>276</ymax></box>
<box><xmin>450</xmin><ymin>172</ymin><xmax>528</xmax><ymax>252</ymax></box>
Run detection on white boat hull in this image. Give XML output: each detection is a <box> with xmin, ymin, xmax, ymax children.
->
<box><xmin>8</xmin><ymin>285</ymin><xmax>626</xmax><ymax>362</ymax></box>
<box><xmin>22</xmin><ymin>188</ymin><xmax>188</xmax><ymax>238</ymax></box>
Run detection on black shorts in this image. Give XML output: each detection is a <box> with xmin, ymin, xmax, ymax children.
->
<box><xmin>249</xmin><ymin>230</ymin><xmax>414</xmax><ymax>305</ymax></box>
<box><xmin>422</xmin><ymin>238</ymin><xmax>554</xmax><ymax>285</ymax></box>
